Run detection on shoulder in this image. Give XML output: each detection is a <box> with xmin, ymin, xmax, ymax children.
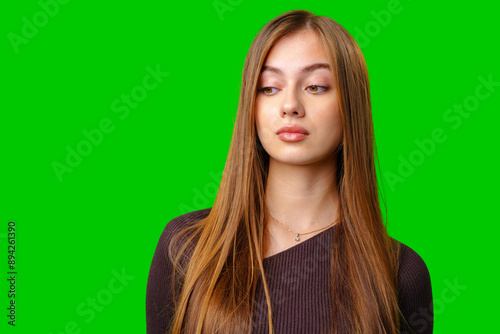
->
<box><xmin>397</xmin><ymin>241</ymin><xmax>431</xmax><ymax>291</ymax></box>
<box><xmin>396</xmin><ymin>240</ymin><xmax>433</xmax><ymax>334</ymax></box>
<box><xmin>146</xmin><ymin>207</ymin><xmax>212</xmax><ymax>333</ymax></box>
<box><xmin>159</xmin><ymin>207</ymin><xmax>212</xmax><ymax>244</ymax></box>
<box><xmin>148</xmin><ymin>207</ymin><xmax>212</xmax><ymax>278</ymax></box>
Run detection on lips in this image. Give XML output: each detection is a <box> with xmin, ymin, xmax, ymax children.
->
<box><xmin>276</xmin><ymin>124</ymin><xmax>309</xmax><ymax>142</ymax></box>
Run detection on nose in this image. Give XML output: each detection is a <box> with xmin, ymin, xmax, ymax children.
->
<box><xmin>280</xmin><ymin>88</ymin><xmax>304</xmax><ymax>118</ymax></box>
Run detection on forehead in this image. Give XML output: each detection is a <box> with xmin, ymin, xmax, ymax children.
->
<box><xmin>261</xmin><ymin>30</ymin><xmax>330</xmax><ymax>76</ymax></box>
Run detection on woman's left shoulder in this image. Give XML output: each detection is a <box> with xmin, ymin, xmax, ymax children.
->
<box><xmin>393</xmin><ymin>239</ymin><xmax>434</xmax><ymax>333</ymax></box>
<box><xmin>396</xmin><ymin>241</ymin><xmax>431</xmax><ymax>286</ymax></box>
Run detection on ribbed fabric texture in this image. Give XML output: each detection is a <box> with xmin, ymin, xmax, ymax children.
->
<box><xmin>146</xmin><ymin>208</ymin><xmax>433</xmax><ymax>334</ymax></box>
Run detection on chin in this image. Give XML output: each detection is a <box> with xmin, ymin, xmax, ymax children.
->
<box><xmin>270</xmin><ymin>155</ymin><xmax>317</xmax><ymax>166</ymax></box>
<box><xmin>271</xmin><ymin>150</ymin><xmax>337</xmax><ymax>166</ymax></box>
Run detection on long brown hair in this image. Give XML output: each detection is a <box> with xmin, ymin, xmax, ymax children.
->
<box><xmin>168</xmin><ymin>9</ymin><xmax>401</xmax><ymax>334</ymax></box>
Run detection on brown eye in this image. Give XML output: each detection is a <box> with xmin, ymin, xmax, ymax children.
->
<box><xmin>259</xmin><ymin>87</ymin><xmax>278</xmax><ymax>95</ymax></box>
<box><xmin>307</xmin><ymin>85</ymin><xmax>328</xmax><ymax>93</ymax></box>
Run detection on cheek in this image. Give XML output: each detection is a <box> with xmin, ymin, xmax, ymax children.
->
<box><xmin>316</xmin><ymin>96</ymin><xmax>340</xmax><ymax>118</ymax></box>
<box><xmin>317</xmin><ymin>101</ymin><xmax>342</xmax><ymax>137</ymax></box>
<box><xmin>327</xmin><ymin>98</ymin><xmax>341</xmax><ymax>123</ymax></box>
<box><xmin>255</xmin><ymin>104</ymin><xmax>268</xmax><ymax>142</ymax></box>
<box><xmin>255</xmin><ymin>100</ymin><xmax>276</xmax><ymax>135</ymax></box>
<box><xmin>255</xmin><ymin>97</ymin><xmax>263</xmax><ymax>124</ymax></box>
<box><xmin>255</xmin><ymin>116</ymin><xmax>271</xmax><ymax>145</ymax></box>
<box><xmin>255</xmin><ymin>104</ymin><xmax>263</xmax><ymax>132</ymax></box>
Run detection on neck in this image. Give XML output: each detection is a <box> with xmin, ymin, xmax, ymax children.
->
<box><xmin>264</xmin><ymin>156</ymin><xmax>340</xmax><ymax>232</ymax></box>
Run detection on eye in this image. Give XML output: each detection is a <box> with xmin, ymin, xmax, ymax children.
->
<box><xmin>258</xmin><ymin>87</ymin><xmax>279</xmax><ymax>95</ymax></box>
<box><xmin>307</xmin><ymin>85</ymin><xmax>329</xmax><ymax>93</ymax></box>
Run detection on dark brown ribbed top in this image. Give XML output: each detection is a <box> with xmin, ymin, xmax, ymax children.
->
<box><xmin>146</xmin><ymin>208</ymin><xmax>433</xmax><ymax>334</ymax></box>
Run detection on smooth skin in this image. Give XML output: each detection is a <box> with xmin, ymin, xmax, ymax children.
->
<box><xmin>255</xmin><ymin>29</ymin><xmax>343</xmax><ymax>258</ymax></box>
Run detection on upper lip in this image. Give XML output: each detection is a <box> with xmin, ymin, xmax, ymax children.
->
<box><xmin>276</xmin><ymin>124</ymin><xmax>309</xmax><ymax>135</ymax></box>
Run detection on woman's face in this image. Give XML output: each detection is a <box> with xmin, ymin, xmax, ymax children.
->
<box><xmin>255</xmin><ymin>29</ymin><xmax>342</xmax><ymax>167</ymax></box>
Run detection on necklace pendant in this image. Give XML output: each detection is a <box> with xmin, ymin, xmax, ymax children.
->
<box><xmin>295</xmin><ymin>233</ymin><xmax>300</xmax><ymax>241</ymax></box>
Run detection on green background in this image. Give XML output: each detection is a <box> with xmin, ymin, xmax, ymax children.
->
<box><xmin>2</xmin><ymin>0</ymin><xmax>498</xmax><ymax>333</ymax></box>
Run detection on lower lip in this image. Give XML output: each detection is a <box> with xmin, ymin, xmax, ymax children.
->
<box><xmin>277</xmin><ymin>132</ymin><xmax>308</xmax><ymax>142</ymax></box>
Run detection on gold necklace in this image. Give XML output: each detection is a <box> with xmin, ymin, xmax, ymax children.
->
<box><xmin>267</xmin><ymin>213</ymin><xmax>341</xmax><ymax>242</ymax></box>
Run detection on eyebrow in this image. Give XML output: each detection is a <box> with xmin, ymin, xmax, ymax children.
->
<box><xmin>260</xmin><ymin>62</ymin><xmax>331</xmax><ymax>75</ymax></box>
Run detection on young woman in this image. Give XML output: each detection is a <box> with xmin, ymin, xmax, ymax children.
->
<box><xmin>146</xmin><ymin>9</ymin><xmax>433</xmax><ymax>334</ymax></box>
